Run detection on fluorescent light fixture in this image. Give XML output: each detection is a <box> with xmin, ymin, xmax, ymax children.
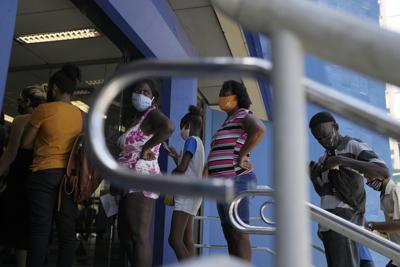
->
<box><xmin>4</xmin><ymin>114</ymin><xmax>14</xmax><ymax>123</ymax></box>
<box><xmin>16</xmin><ymin>28</ymin><xmax>100</xmax><ymax>44</ymax></box>
<box><xmin>86</xmin><ymin>79</ymin><xmax>104</xmax><ymax>86</ymax></box>
<box><xmin>71</xmin><ymin>101</ymin><xmax>89</xmax><ymax>113</ymax></box>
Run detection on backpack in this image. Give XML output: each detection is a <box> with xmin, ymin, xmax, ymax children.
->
<box><xmin>58</xmin><ymin>134</ymin><xmax>102</xmax><ymax>210</ymax></box>
<box><xmin>327</xmin><ymin>137</ymin><xmax>366</xmax><ymax>214</ymax></box>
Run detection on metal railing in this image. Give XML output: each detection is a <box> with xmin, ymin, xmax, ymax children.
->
<box><xmin>86</xmin><ymin>57</ymin><xmax>400</xmax><ymax>200</ymax></box>
<box><xmin>86</xmin><ymin>57</ymin><xmax>273</xmax><ymax>202</ymax></box>
<box><xmin>87</xmin><ymin>57</ymin><xmax>400</xmax><ymax>265</ymax></box>
<box><xmin>228</xmin><ymin>186</ymin><xmax>400</xmax><ymax>263</ymax></box>
<box><xmin>86</xmin><ymin>0</ymin><xmax>400</xmax><ymax>266</ymax></box>
<box><xmin>209</xmin><ymin>0</ymin><xmax>400</xmax><ymax>266</ymax></box>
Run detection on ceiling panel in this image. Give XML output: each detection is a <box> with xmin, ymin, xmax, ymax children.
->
<box><xmin>17</xmin><ymin>0</ymin><xmax>74</xmax><ymax>15</ymax></box>
<box><xmin>174</xmin><ymin>6</ymin><xmax>231</xmax><ymax>57</ymax></box>
<box><xmin>9</xmin><ymin>43</ymin><xmax>47</xmax><ymax>67</ymax></box>
<box><xmin>25</xmin><ymin>37</ymin><xmax>121</xmax><ymax>64</ymax></box>
<box><xmin>15</xmin><ymin>8</ymin><xmax>93</xmax><ymax>36</ymax></box>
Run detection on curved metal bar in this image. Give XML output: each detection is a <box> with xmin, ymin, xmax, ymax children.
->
<box><xmin>228</xmin><ymin>186</ymin><xmax>276</xmax><ymax>234</ymax></box>
<box><xmin>86</xmin><ymin>57</ymin><xmax>272</xmax><ymax>202</ymax></box>
<box><xmin>228</xmin><ymin>187</ymin><xmax>400</xmax><ymax>263</ymax></box>
<box><xmin>212</xmin><ymin>0</ymin><xmax>400</xmax><ymax>87</ymax></box>
<box><xmin>260</xmin><ymin>200</ymin><xmax>275</xmax><ymax>225</ymax></box>
<box><xmin>304</xmin><ymin>78</ymin><xmax>400</xmax><ymax>141</ymax></box>
<box><xmin>87</xmin><ymin>57</ymin><xmax>400</xmax><ymax>202</ymax></box>
<box><xmin>194</xmin><ymin>243</ymin><xmax>276</xmax><ymax>255</ymax></box>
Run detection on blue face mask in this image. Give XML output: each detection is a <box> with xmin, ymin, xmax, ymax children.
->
<box><xmin>131</xmin><ymin>93</ymin><xmax>153</xmax><ymax>111</ymax></box>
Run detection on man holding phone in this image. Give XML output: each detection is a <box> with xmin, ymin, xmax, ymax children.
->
<box><xmin>309</xmin><ymin>111</ymin><xmax>389</xmax><ymax>267</ymax></box>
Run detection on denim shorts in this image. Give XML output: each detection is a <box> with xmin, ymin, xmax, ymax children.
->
<box><xmin>217</xmin><ymin>172</ymin><xmax>257</xmax><ymax>225</ymax></box>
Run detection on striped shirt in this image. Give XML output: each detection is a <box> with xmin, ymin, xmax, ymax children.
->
<box><xmin>207</xmin><ymin>108</ymin><xmax>252</xmax><ymax>178</ymax></box>
<box><xmin>312</xmin><ymin>136</ymin><xmax>387</xmax><ymax>231</ymax></box>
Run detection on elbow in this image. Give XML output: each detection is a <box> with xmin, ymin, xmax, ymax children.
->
<box><xmin>371</xmin><ymin>166</ymin><xmax>390</xmax><ymax>179</ymax></box>
<box><xmin>254</xmin><ymin>123</ymin><xmax>266</xmax><ymax>138</ymax></box>
<box><xmin>381</xmin><ymin>167</ymin><xmax>390</xmax><ymax>179</ymax></box>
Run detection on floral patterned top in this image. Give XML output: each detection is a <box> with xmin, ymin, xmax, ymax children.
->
<box><xmin>117</xmin><ymin>106</ymin><xmax>161</xmax><ymax>199</ymax></box>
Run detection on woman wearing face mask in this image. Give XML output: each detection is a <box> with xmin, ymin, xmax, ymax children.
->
<box><xmin>165</xmin><ymin>105</ymin><xmax>205</xmax><ymax>261</ymax></box>
<box><xmin>117</xmin><ymin>79</ymin><xmax>174</xmax><ymax>267</ymax></box>
<box><xmin>0</xmin><ymin>85</ymin><xmax>46</xmax><ymax>267</ymax></box>
<box><xmin>207</xmin><ymin>80</ymin><xmax>265</xmax><ymax>261</ymax></box>
<box><xmin>21</xmin><ymin>64</ymin><xmax>82</xmax><ymax>267</ymax></box>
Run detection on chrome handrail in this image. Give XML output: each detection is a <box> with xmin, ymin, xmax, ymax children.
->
<box><xmin>212</xmin><ymin>0</ymin><xmax>400</xmax><ymax>87</ymax></box>
<box><xmin>86</xmin><ymin>58</ymin><xmax>273</xmax><ymax>202</ymax></box>
<box><xmin>260</xmin><ymin>200</ymin><xmax>275</xmax><ymax>226</ymax></box>
<box><xmin>210</xmin><ymin>1</ymin><xmax>400</xmax><ymax>265</ymax></box>
<box><xmin>228</xmin><ymin>186</ymin><xmax>400</xmax><ymax>263</ymax></box>
<box><xmin>86</xmin><ymin>58</ymin><xmax>400</xmax><ymax>203</ymax></box>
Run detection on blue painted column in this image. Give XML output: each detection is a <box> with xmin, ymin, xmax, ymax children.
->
<box><xmin>94</xmin><ymin>1</ymin><xmax>197</xmax><ymax>265</ymax></box>
<box><xmin>0</xmin><ymin>0</ymin><xmax>18</xmax><ymax>110</ymax></box>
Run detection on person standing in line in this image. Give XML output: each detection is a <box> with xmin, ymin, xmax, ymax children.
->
<box><xmin>21</xmin><ymin>64</ymin><xmax>83</xmax><ymax>267</ymax></box>
<box><xmin>308</xmin><ymin>111</ymin><xmax>389</xmax><ymax>267</ymax></box>
<box><xmin>165</xmin><ymin>105</ymin><xmax>205</xmax><ymax>261</ymax></box>
<box><xmin>207</xmin><ymin>80</ymin><xmax>266</xmax><ymax>261</ymax></box>
<box><xmin>366</xmin><ymin>177</ymin><xmax>400</xmax><ymax>267</ymax></box>
<box><xmin>0</xmin><ymin>85</ymin><xmax>46</xmax><ymax>267</ymax></box>
<box><xmin>116</xmin><ymin>79</ymin><xmax>174</xmax><ymax>267</ymax></box>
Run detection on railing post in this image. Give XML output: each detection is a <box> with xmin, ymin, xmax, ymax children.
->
<box><xmin>272</xmin><ymin>30</ymin><xmax>310</xmax><ymax>267</ymax></box>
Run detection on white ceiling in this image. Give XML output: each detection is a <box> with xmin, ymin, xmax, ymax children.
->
<box><xmin>4</xmin><ymin>0</ymin><xmax>123</xmax><ymax>116</ymax></box>
<box><xmin>4</xmin><ymin>0</ymin><xmax>268</xmax><ymax>119</ymax></box>
<box><xmin>168</xmin><ymin>0</ymin><xmax>268</xmax><ymax>119</ymax></box>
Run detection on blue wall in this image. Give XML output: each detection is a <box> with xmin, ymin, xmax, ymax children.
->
<box><xmin>0</xmin><ymin>0</ymin><xmax>18</xmax><ymax>110</ymax></box>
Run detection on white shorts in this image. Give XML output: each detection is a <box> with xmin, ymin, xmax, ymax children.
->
<box><xmin>174</xmin><ymin>195</ymin><xmax>202</xmax><ymax>216</ymax></box>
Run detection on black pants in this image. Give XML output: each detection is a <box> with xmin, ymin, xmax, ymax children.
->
<box><xmin>320</xmin><ymin>230</ymin><xmax>359</xmax><ymax>267</ymax></box>
<box><xmin>26</xmin><ymin>169</ymin><xmax>76</xmax><ymax>267</ymax></box>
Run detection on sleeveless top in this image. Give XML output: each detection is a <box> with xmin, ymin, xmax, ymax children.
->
<box><xmin>207</xmin><ymin>108</ymin><xmax>253</xmax><ymax>178</ymax></box>
<box><xmin>117</xmin><ymin>107</ymin><xmax>161</xmax><ymax>199</ymax></box>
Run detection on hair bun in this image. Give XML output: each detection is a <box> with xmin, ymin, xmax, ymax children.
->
<box><xmin>188</xmin><ymin>105</ymin><xmax>201</xmax><ymax>116</ymax></box>
<box><xmin>62</xmin><ymin>64</ymin><xmax>81</xmax><ymax>82</ymax></box>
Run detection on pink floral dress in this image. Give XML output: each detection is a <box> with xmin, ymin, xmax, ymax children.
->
<box><xmin>117</xmin><ymin>107</ymin><xmax>161</xmax><ymax>199</ymax></box>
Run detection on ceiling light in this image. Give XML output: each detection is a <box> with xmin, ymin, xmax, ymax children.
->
<box><xmin>16</xmin><ymin>28</ymin><xmax>101</xmax><ymax>44</ymax></box>
<box><xmin>4</xmin><ymin>114</ymin><xmax>14</xmax><ymax>123</ymax></box>
<box><xmin>86</xmin><ymin>79</ymin><xmax>104</xmax><ymax>86</ymax></box>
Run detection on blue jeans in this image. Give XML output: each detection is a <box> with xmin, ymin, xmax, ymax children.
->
<box><xmin>217</xmin><ymin>172</ymin><xmax>257</xmax><ymax>225</ymax></box>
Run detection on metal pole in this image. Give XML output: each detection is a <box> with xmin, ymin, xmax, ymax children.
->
<box><xmin>272</xmin><ymin>31</ymin><xmax>310</xmax><ymax>267</ymax></box>
<box><xmin>212</xmin><ymin>0</ymin><xmax>400</xmax><ymax>87</ymax></box>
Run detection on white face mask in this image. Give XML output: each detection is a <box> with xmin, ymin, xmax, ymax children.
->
<box><xmin>131</xmin><ymin>93</ymin><xmax>153</xmax><ymax>111</ymax></box>
<box><xmin>180</xmin><ymin>127</ymin><xmax>190</xmax><ymax>140</ymax></box>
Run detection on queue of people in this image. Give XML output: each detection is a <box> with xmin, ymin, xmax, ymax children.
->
<box><xmin>0</xmin><ymin>65</ymin><xmax>399</xmax><ymax>267</ymax></box>
<box><xmin>309</xmin><ymin>111</ymin><xmax>400</xmax><ymax>267</ymax></box>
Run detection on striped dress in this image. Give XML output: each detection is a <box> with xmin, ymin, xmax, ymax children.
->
<box><xmin>207</xmin><ymin>108</ymin><xmax>253</xmax><ymax>178</ymax></box>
